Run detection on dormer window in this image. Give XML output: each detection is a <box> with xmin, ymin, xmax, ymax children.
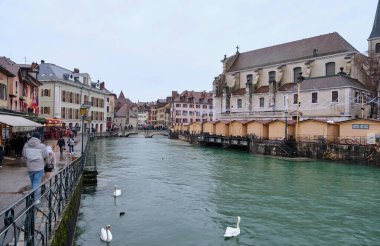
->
<box><xmin>326</xmin><ymin>62</ymin><xmax>336</xmax><ymax>76</ymax></box>
<box><xmin>268</xmin><ymin>71</ymin><xmax>276</xmax><ymax>82</ymax></box>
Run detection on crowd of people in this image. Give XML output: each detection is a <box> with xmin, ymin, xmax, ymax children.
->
<box><xmin>0</xmin><ymin>130</ymin><xmax>77</xmax><ymax>204</ymax></box>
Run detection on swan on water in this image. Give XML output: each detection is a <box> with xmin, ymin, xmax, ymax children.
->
<box><xmin>100</xmin><ymin>225</ymin><xmax>112</xmax><ymax>242</ymax></box>
<box><xmin>113</xmin><ymin>185</ymin><xmax>121</xmax><ymax>197</ymax></box>
<box><xmin>224</xmin><ymin>216</ymin><xmax>241</xmax><ymax>238</ymax></box>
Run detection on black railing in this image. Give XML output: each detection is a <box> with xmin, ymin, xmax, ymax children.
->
<box><xmin>0</xmin><ymin>143</ymin><xmax>88</xmax><ymax>246</ymax></box>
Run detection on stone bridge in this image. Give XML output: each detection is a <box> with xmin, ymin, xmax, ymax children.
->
<box><xmin>119</xmin><ymin>130</ymin><xmax>169</xmax><ymax>138</ymax></box>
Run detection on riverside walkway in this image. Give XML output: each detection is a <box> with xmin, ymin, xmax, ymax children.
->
<box><xmin>0</xmin><ymin>134</ymin><xmax>87</xmax><ymax>212</ymax></box>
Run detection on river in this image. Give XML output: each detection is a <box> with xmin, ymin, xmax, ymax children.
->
<box><xmin>74</xmin><ymin>136</ymin><xmax>380</xmax><ymax>245</ymax></box>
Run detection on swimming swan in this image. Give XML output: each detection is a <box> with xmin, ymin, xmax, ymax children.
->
<box><xmin>100</xmin><ymin>225</ymin><xmax>112</xmax><ymax>242</ymax></box>
<box><xmin>224</xmin><ymin>216</ymin><xmax>241</xmax><ymax>238</ymax></box>
<box><xmin>113</xmin><ymin>185</ymin><xmax>121</xmax><ymax>197</ymax></box>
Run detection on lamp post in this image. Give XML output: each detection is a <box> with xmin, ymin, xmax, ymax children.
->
<box><xmin>295</xmin><ymin>72</ymin><xmax>304</xmax><ymax>142</ymax></box>
<box><xmin>284</xmin><ymin>95</ymin><xmax>289</xmax><ymax>141</ymax></box>
<box><xmin>80</xmin><ymin>105</ymin><xmax>90</xmax><ymax>155</ymax></box>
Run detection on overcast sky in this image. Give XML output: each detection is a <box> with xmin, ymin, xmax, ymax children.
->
<box><xmin>0</xmin><ymin>0</ymin><xmax>378</xmax><ymax>102</ymax></box>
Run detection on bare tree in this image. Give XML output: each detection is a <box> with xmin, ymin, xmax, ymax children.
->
<box><xmin>355</xmin><ymin>53</ymin><xmax>380</xmax><ymax>118</ymax></box>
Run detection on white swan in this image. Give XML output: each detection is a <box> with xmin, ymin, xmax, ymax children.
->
<box><xmin>224</xmin><ymin>216</ymin><xmax>241</xmax><ymax>238</ymax></box>
<box><xmin>100</xmin><ymin>225</ymin><xmax>112</xmax><ymax>242</ymax></box>
<box><xmin>113</xmin><ymin>185</ymin><xmax>121</xmax><ymax>197</ymax></box>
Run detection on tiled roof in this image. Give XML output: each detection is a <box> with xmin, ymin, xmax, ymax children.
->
<box><xmin>115</xmin><ymin>104</ymin><xmax>129</xmax><ymax>117</ymax></box>
<box><xmin>0</xmin><ymin>57</ymin><xmax>20</xmax><ymax>75</ymax></box>
<box><xmin>228</xmin><ymin>32</ymin><xmax>357</xmax><ymax>72</ymax></box>
<box><xmin>254</xmin><ymin>86</ymin><xmax>269</xmax><ymax>93</ymax></box>
<box><xmin>0</xmin><ymin>64</ymin><xmax>15</xmax><ymax>77</ymax></box>
<box><xmin>278</xmin><ymin>83</ymin><xmax>296</xmax><ymax>91</ymax></box>
<box><xmin>173</xmin><ymin>90</ymin><xmax>213</xmax><ymax>103</ymax></box>
<box><xmin>232</xmin><ymin>88</ymin><xmax>246</xmax><ymax>95</ymax></box>
<box><xmin>287</xmin><ymin>75</ymin><xmax>367</xmax><ymax>92</ymax></box>
<box><xmin>369</xmin><ymin>1</ymin><xmax>380</xmax><ymax>39</ymax></box>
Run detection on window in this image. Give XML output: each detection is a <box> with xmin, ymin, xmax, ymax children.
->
<box><xmin>182</xmin><ymin>118</ymin><xmax>188</xmax><ymax>123</ymax></box>
<box><xmin>61</xmin><ymin>107</ymin><xmax>66</xmax><ymax>118</ymax></box>
<box><xmin>107</xmin><ymin>98</ymin><xmax>110</xmax><ymax>102</ymax></box>
<box><xmin>196</xmin><ymin>105</ymin><xmax>200</xmax><ymax>108</ymax></box>
<box><xmin>355</xmin><ymin>91</ymin><xmax>360</xmax><ymax>103</ymax></box>
<box><xmin>268</xmin><ymin>71</ymin><xmax>276</xmax><ymax>82</ymax></box>
<box><xmin>0</xmin><ymin>84</ymin><xmax>7</xmax><ymax>100</ymax></box>
<box><xmin>176</xmin><ymin>104</ymin><xmax>181</xmax><ymax>107</ymax></box>
<box><xmin>376</xmin><ymin>43</ymin><xmax>380</xmax><ymax>53</ymax></box>
<box><xmin>182</xmin><ymin>104</ymin><xmax>187</xmax><ymax>108</ymax></box>
<box><xmin>246</xmin><ymin>74</ymin><xmax>253</xmax><ymax>84</ymax></box>
<box><xmin>259</xmin><ymin>97</ymin><xmax>264</xmax><ymax>107</ymax></box>
<box><xmin>293</xmin><ymin>67</ymin><xmax>302</xmax><ymax>82</ymax></box>
<box><xmin>62</xmin><ymin>91</ymin><xmax>66</xmax><ymax>102</ymax></box>
<box><xmin>43</xmin><ymin>89</ymin><xmax>50</xmax><ymax>97</ymax></box>
<box><xmin>312</xmin><ymin>92</ymin><xmax>318</xmax><ymax>103</ymax></box>
<box><xmin>209</xmin><ymin>105</ymin><xmax>213</xmax><ymax>109</ymax></box>
<box><xmin>203</xmin><ymin>105</ymin><xmax>207</xmax><ymax>109</ymax></box>
<box><xmin>237</xmin><ymin>99</ymin><xmax>242</xmax><ymax>108</ymax></box>
<box><xmin>326</xmin><ymin>62</ymin><xmax>336</xmax><ymax>76</ymax></box>
<box><xmin>332</xmin><ymin>91</ymin><xmax>339</xmax><ymax>102</ymax></box>
<box><xmin>182</xmin><ymin>111</ymin><xmax>188</xmax><ymax>116</ymax></box>
<box><xmin>189</xmin><ymin>104</ymin><xmax>194</xmax><ymax>108</ymax></box>
<box><xmin>107</xmin><ymin>106</ymin><xmax>109</xmax><ymax>112</ymax></box>
<box><xmin>293</xmin><ymin>94</ymin><xmax>298</xmax><ymax>104</ymax></box>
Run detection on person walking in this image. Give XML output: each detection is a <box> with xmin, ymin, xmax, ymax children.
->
<box><xmin>57</xmin><ymin>136</ymin><xmax>65</xmax><ymax>157</ymax></box>
<box><xmin>22</xmin><ymin>132</ymin><xmax>48</xmax><ymax>203</ymax></box>
<box><xmin>43</xmin><ymin>146</ymin><xmax>56</xmax><ymax>182</ymax></box>
<box><xmin>67</xmin><ymin>137</ymin><xmax>74</xmax><ymax>154</ymax></box>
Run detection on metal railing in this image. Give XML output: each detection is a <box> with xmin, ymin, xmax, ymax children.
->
<box><xmin>0</xmin><ymin>145</ymin><xmax>88</xmax><ymax>246</ymax></box>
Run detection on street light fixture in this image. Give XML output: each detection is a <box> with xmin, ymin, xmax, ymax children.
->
<box><xmin>80</xmin><ymin>104</ymin><xmax>90</xmax><ymax>155</ymax></box>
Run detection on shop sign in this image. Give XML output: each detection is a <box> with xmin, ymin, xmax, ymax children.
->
<box><xmin>352</xmin><ymin>124</ymin><xmax>369</xmax><ymax>129</ymax></box>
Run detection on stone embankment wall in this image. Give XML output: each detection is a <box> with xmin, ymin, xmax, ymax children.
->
<box><xmin>173</xmin><ymin>133</ymin><xmax>380</xmax><ymax>166</ymax></box>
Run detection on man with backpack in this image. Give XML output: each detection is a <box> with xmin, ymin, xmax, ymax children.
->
<box><xmin>22</xmin><ymin>132</ymin><xmax>48</xmax><ymax>203</ymax></box>
<box><xmin>67</xmin><ymin>137</ymin><xmax>74</xmax><ymax>154</ymax></box>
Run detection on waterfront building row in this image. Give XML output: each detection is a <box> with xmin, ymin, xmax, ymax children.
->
<box><xmin>174</xmin><ymin>118</ymin><xmax>380</xmax><ymax>144</ymax></box>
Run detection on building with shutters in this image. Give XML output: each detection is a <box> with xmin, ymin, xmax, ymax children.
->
<box><xmin>212</xmin><ymin>31</ymin><xmax>372</xmax><ymax>122</ymax></box>
<box><xmin>37</xmin><ymin>60</ymin><xmax>109</xmax><ymax>132</ymax></box>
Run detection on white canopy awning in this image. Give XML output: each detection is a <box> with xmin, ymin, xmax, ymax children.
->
<box><xmin>0</xmin><ymin>114</ymin><xmax>42</xmax><ymax>132</ymax></box>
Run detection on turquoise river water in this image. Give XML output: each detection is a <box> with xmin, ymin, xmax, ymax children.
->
<box><xmin>74</xmin><ymin>136</ymin><xmax>380</xmax><ymax>245</ymax></box>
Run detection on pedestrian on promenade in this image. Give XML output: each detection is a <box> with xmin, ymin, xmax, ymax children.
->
<box><xmin>67</xmin><ymin>137</ymin><xmax>74</xmax><ymax>154</ymax></box>
<box><xmin>22</xmin><ymin>132</ymin><xmax>48</xmax><ymax>203</ymax></box>
<box><xmin>0</xmin><ymin>145</ymin><xmax>4</xmax><ymax>168</ymax></box>
<box><xmin>43</xmin><ymin>146</ymin><xmax>56</xmax><ymax>182</ymax></box>
<box><xmin>57</xmin><ymin>136</ymin><xmax>65</xmax><ymax>157</ymax></box>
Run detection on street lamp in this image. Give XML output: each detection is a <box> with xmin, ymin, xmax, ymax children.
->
<box><xmin>80</xmin><ymin>104</ymin><xmax>90</xmax><ymax>155</ymax></box>
<box><xmin>295</xmin><ymin>72</ymin><xmax>305</xmax><ymax>142</ymax></box>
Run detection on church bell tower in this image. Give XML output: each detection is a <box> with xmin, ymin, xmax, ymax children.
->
<box><xmin>369</xmin><ymin>0</ymin><xmax>380</xmax><ymax>56</ymax></box>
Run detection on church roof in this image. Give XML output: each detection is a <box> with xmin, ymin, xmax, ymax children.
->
<box><xmin>228</xmin><ymin>32</ymin><xmax>357</xmax><ymax>72</ymax></box>
<box><xmin>369</xmin><ymin>0</ymin><xmax>380</xmax><ymax>40</ymax></box>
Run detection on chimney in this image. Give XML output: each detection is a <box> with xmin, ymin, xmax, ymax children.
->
<box><xmin>73</xmin><ymin>68</ymin><xmax>80</xmax><ymax>73</ymax></box>
<box><xmin>100</xmin><ymin>82</ymin><xmax>105</xmax><ymax>90</ymax></box>
<box><xmin>41</xmin><ymin>60</ymin><xmax>45</xmax><ymax>63</ymax></box>
<box><xmin>313</xmin><ymin>49</ymin><xmax>318</xmax><ymax>57</ymax></box>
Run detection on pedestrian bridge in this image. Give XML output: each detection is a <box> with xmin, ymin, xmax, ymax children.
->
<box><xmin>119</xmin><ymin>130</ymin><xmax>169</xmax><ymax>138</ymax></box>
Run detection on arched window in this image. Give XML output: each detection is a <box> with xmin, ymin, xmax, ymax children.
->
<box><xmin>293</xmin><ymin>67</ymin><xmax>302</xmax><ymax>82</ymax></box>
<box><xmin>326</xmin><ymin>62</ymin><xmax>336</xmax><ymax>76</ymax></box>
<box><xmin>246</xmin><ymin>74</ymin><xmax>252</xmax><ymax>84</ymax></box>
<box><xmin>376</xmin><ymin>43</ymin><xmax>380</xmax><ymax>53</ymax></box>
<box><xmin>43</xmin><ymin>89</ymin><xmax>49</xmax><ymax>96</ymax></box>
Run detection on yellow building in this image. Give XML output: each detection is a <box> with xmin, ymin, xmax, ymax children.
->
<box><xmin>215</xmin><ymin>121</ymin><xmax>229</xmax><ymax>136</ymax></box>
<box><xmin>268</xmin><ymin>120</ymin><xmax>295</xmax><ymax>140</ymax></box>
<box><xmin>189</xmin><ymin>122</ymin><xmax>202</xmax><ymax>134</ymax></box>
<box><xmin>230</xmin><ymin>120</ymin><xmax>247</xmax><ymax>137</ymax></box>
<box><xmin>339</xmin><ymin>119</ymin><xmax>380</xmax><ymax>138</ymax></box>
<box><xmin>298</xmin><ymin>119</ymin><xmax>338</xmax><ymax>141</ymax></box>
<box><xmin>202</xmin><ymin>121</ymin><xmax>215</xmax><ymax>135</ymax></box>
<box><xmin>246</xmin><ymin>120</ymin><xmax>269</xmax><ymax>139</ymax></box>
